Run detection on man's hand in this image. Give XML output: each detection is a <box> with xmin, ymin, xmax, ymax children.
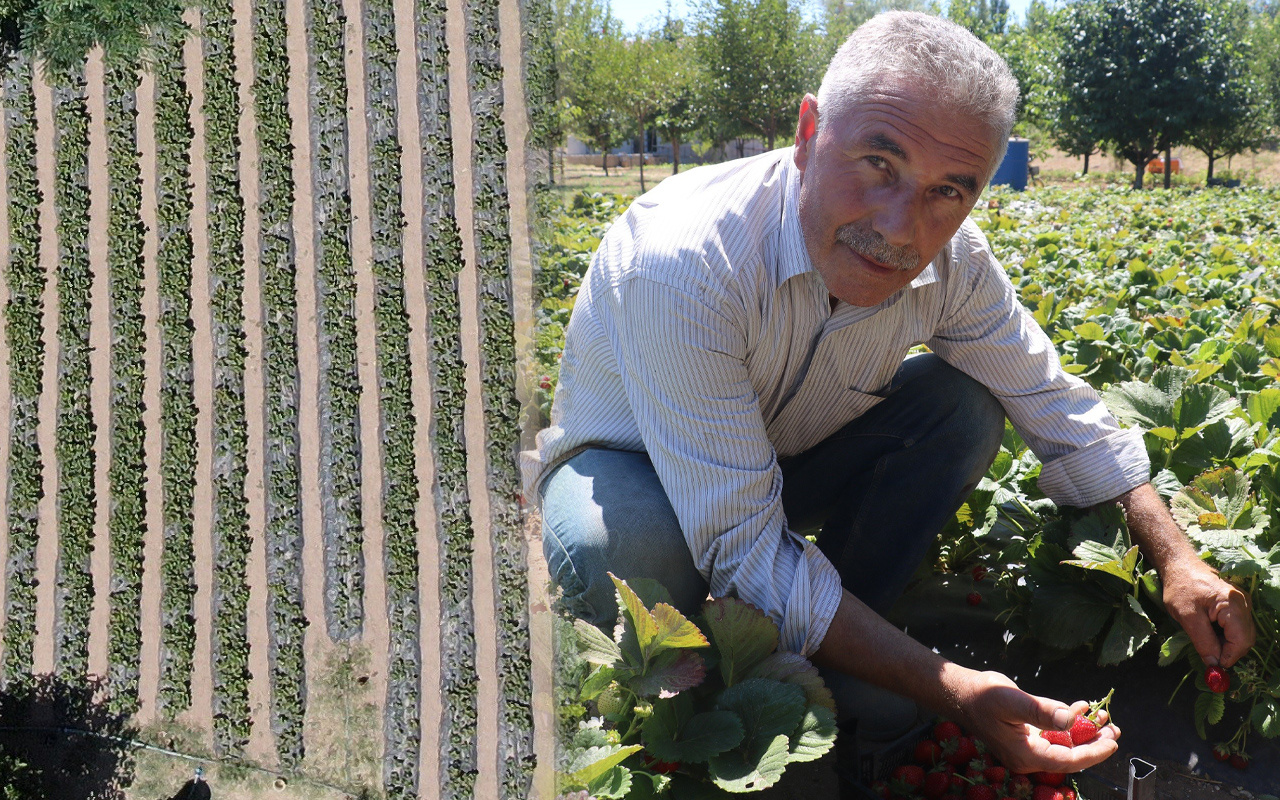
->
<box><xmin>949</xmin><ymin>669</ymin><xmax>1120</xmax><ymax>775</ymax></box>
<box><xmin>1161</xmin><ymin>557</ymin><xmax>1254</xmax><ymax>667</ymax></box>
<box><xmin>1113</xmin><ymin>483</ymin><xmax>1256</xmax><ymax>667</ymax></box>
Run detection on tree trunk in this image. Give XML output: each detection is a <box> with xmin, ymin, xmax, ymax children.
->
<box><xmin>548</xmin><ymin>147</ymin><xmax>555</xmax><ymax>185</ymax></box>
<box><xmin>639</xmin><ymin>149</ymin><xmax>646</xmax><ymax>194</ymax></box>
<box><xmin>1133</xmin><ymin>159</ymin><xmax>1144</xmax><ymax>189</ymax></box>
<box><xmin>671</xmin><ymin>135</ymin><xmax>681</xmax><ymax>175</ymax></box>
<box><xmin>735</xmin><ymin>138</ymin><xmax>745</xmax><ymax>159</ymax></box>
<box><xmin>602</xmin><ymin>150</ymin><xmax>609</xmax><ymax>176</ymax></box>
<box><xmin>1206</xmin><ymin>152</ymin><xmax>1216</xmax><ymax>181</ymax></box>
<box><xmin>1163</xmin><ymin>145</ymin><xmax>1172</xmax><ymax>189</ymax></box>
<box><xmin>1082</xmin><ymin>151</ymin><xmax>1089</xmax><ymax>175</ymax></box>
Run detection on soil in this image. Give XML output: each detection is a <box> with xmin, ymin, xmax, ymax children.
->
<box><xmin>1034</xmin><ymin>146</ymin><xmax>1280</xmax><ymax>186</ymax></box>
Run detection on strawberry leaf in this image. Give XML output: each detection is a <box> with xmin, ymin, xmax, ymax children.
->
<box><xmin>715</xmin><ymin>678</ymin><xmax>806</xmax><ymax>758</ymax></box>
<box><xmin>788</xmin><ymin>704</ymin><xmax>838</xmax><ymax>763</ymax></box>
<box><xmin>1098</xmin><ymin>595</ymin><xmax>1154</xmax><ymax>665</ymax></box>
<box><xmin>1251</xmin><ymin>698</ymin><xmax>1280</xmax><ymax>738</ymax></box>
<box><xmin>587</xmin><ymin>764</ymin><xmax>633</xmax><ymax>799</ymax></box>
<box><xmin>1028</xmin><ymin>583</ymin><xmax>1115</xmax><ymax>649</ymax></box>
<box><xmin>570</xmin><ymin>744</ymin><xmax>644</xmax><ymax>786</ymax></box>
<box><xmin>576</xmin><ymin>620</ymin><xmax>623</xmax><ymax>666</ymax></box>
<box><xmin>1194</xmin><ymin>691</ymin><xmax>1226</xmax><ymax>739</ymax></box>
<box><xmin>629</xmin><ymin>648</ymin><xmax>707</xmax><ymax>698</ymax></box>
<box><xmin>1174</xmin><ymin>384</ymin><xmax>1237</xmax><ymax>436</ymax></box>
<box><xmin>1158</xmin><ymin>631</ymin><xmax>1191</xmax><ymax>666</ymax></box>
<box><xmin>1062</xmin><ymin>543</ymin><xmax>1140</xmax><ymax>585</ymax></box>
<box><xmin>709</xmin><ymin>733</ymin><xmax>791</xmax><ymax>793</ymax></box>
<box><xmin>643</xmin><ymin>697</ymin><xmax>744</xmax><ymax>763</ymax></box>
<box><xmin>1102</xmin><ymin>380</ymin><xmax>1176</xmax><ymax>431</ymax></box>
<box><xmin>1246</xmin><ymin>387</ymin><xmax>1280</xmax><ymax>428</ymax></box>
<box><xmin>702</xmin><ymin>597</ymin><xmax>779</xmax><ymax>686</ymax></box>
<box><xmin>746</xmin><ymin>651</ymin><xmax>838</xmax><ymax>714</ymax></box>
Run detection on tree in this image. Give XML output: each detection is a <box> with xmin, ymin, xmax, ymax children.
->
<box><xmin>989</xmin><ymin>4</ymin><xmax>1060</xmax><ymax>134</ymax></box>
<box><xmin>1253</xmin><ymin>4</ymin><xmax>1280</xmax><ymax>132</ymax></box>
<box><xmin>820</xmin><ymin>0</ymin><xmax>938</xmax><ymax>54</ymax></box>
<box><xmin>649</xmin><ymin>20</ymin><xmax>704</xmax><ymax>175</ymax></box>
<box><xmin>0</xmin><ymin>0</ymin><xmax>191</xmax><ymax>76</ymax></box>
<box><xmin>554</xmin><ymin>0</ymin><xmax>632</xmax><ymax>174</ymax></box>
<box><xmin>694</xmin><ymin>0</ymin><xmax>822</xmax><ymax>152</ymax></box>
<box><xmin>947</xmin><ymin>0</ymin><xmax>1009</xmax><ymax>41</ymax></box>
<box><xmin>1186</xmin><ymin>0</ymin><xmax>1271</xmax><ymax>180</ymax></box>
<box><xmin>1056</xmin><ymin>0</ymin><xmax>1246</xmax><ymax>188</ymax></box>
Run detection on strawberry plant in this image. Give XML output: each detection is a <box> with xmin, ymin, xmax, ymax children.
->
<box><xmin>153</xmin><ymin>28</ymin><xmax>199</xmax><ymax>713</ymax></box>
<box><xmin>557</xmin><ymin>574</ymin><xmax>837</xmax><ymax>797</ymax></box>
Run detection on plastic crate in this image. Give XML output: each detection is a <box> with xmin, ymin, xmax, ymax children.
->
<box><xmin>834</xmin><ymin>716</ymin><xmax>935</xmax><ymax>798</ymax></box>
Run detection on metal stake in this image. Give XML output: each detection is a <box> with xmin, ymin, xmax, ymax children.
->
<box><xmin>1128</xmin><ymin>757</ymin><xmax>1156</xmax><ymax>800</ymax></box>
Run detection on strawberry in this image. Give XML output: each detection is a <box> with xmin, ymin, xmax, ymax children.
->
<box><xmin>967</xmin><ymin>592</ymin><xmax>983</xmax><ymax>606</ymax></box>
<box><xmin>538</xmin><ymin>375</ymin><xmax>553</xmax><ymax>390</ymax></box>
<box><xmin>915</xmin><ymin>738</ymin><xmax>944</xmax><ymax>765</ymax></box>
<box><xmin>1205</xmin><ymin>665</ymin><xmax>1230</xmax><ymax>694</ymax></box>
<box><xmin>1038</xmin><ymin>729</ymin><xmax>1073</xmax><ymax>747</ymax></box>
<box><xmin>1008</xmin><ymin>775</ymin><xmax>1033</xmax><ymax>799</ymax></box>
<box><xmin>972</xmin><ymin>565</ymin><xmax>988</xmax><ymax>582</ymax></box>
<box><xmin>870</xmin><ymin>780</ymin><xmax>890</xmax><ymax>799</ymax></box>
<box><xmin>1032</xmin><ymin>772</ymin><xmax>1065</xmax><ymax>787</ymax></box>
<box><xmin>1032</xmin><ymin>787</ymin><xmax>1063</xmax><ymax>800</ymax></box>
<box><xmin>595</xmin><ymin>683</ymin><xmax>627</xmax><ymax>716</ymax></box>
<box><xmin>934</xmin><ymin>720</ymin><xmax>964</xmax><ymax>744</ymax></box>
<box><xmin>923</xmin><ymin>771</ymin><xmax>953</xmax><ymax>799</ymax></box>
<box><xmin>641</xmin><ymin>754</ymin><xmax>680</xmax><ymax>774</ymax></box>
<box><xmin>964</xmin><ymin>765</ymin><xmax>985</xmax><ymax>781</ymax></box>
<box><xmin>1062</xmin><ymin>790</ymin><xmax>1077</xmax><ymax>800</ymax></box>
<box><xmin>893</xmin><ymin>764</ymin><xmax>926</xmax><ymax>790</ymax></box>
<box><xmin>983</xmin><ymin>766</ymin><xmax>1007</xmax><ymax>787</ymax></box>
<box><xmin>945</xmin><ymin>736</ymin><xmax>979</xmax><ymax>766</ymax></box>
<box><xmin>965</xmin><ymin>785</ymin><xmax>998</xmax><ymax>800</ymax></box>
<box><xmin>1211</xmin><ymin>744</ymin><xmax>1231</xmax><ymax>761</ymax></box>
<box><xmin>1069</xmin><ymin>713</ymin><xmax>1099</xmax><ymax>745</ymax></box>
<box><xmin>1229</xmin><ymin>753</ymin><xmax>1249</xmax><ymax>770</ymax></box>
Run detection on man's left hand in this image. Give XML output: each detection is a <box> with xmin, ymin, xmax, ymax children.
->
<box><xmin>1161</xmin><ymin>556</ymin><xmax>1255</xmax><ymax>668</ymax></box>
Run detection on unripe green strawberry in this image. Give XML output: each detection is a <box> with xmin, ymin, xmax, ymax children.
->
<box><xmin>595</xmin><ymin>683</ymin><xmax>627</xmax><ymax>716</ymax></box>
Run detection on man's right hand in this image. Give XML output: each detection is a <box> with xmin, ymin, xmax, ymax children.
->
<box><xmin>948</xmin><ymin>668</ymin><xmax>1120</xmax><ymax>775</ymax></box>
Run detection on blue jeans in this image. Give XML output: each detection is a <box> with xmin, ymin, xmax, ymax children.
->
<box><xmin>540</xmin><ymin>352</ymin><xmax>1005</xmax><ymax>636</ymax></box>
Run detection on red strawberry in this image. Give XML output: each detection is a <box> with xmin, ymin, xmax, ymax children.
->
<box><xmin>964</xmin><ymin>765</ymin><xmax>985</xmax><ymax>781</ymax></box>
<box><xmin>538</xmin><ymin>376</ymin><xmax>553</xmax><ymax>390</ymax></box>
<box><xmin>966</xmin><ymin>785</ymin><xmax>998</xmax><ymax>800</ymax></box>
<box><xmin>1069</xmin><ymin>713</ymin><xmax>1099</xmax><ymax>745</ymax></box>
<box><xmin>923</xmin><ymin>771</ymin><xmax>952</xmax><ymax>799</ymax></box>
<box><xmin>1039</xmin><ymin>729</ymin><xmax>1073</xmax><ymax>747</ymax></box>
<box><xmin>1009</xmin><ymin>775</ymin><xmax>1033</xmax><ymax>799</ymax></box>
<box><xmin>945</xmin><ymin>736</ymin><xmax>978</xmax><ymax>766</ymax></box>
<box><xmin>1205</xmin><ymin>665</ymin><xmax>1230</xmax><ymax>694</ymax></box>
<box><xmin>1062</xmin><ymin>790</ymin><xmax>1077</xmax><ymax>800</ymax></box>
<box><xmin>1211</xmin><ymin>744</ymin><xmax>1231</xmax><ymax>761</ymax></box>
<box><xmin>934</xmin><ymin>720</ymin><xmax>964</xmax><ymax>744</ymax></box>
<box><xmin>967</xmin><ymin>592</ymin><xmax>983</xmax><ymax>606</ymax></box>
<box><xmin>1229</xmin><ymin>753</ymin><xmax>1249</xmax><ymax>770</ymax></box>
<box><xmin>972</xmin><ymin>565</ymin><xmax>988</xmax><ymax>582</ymax></box>
<box><xmin>1032</xmin><ymin>772</ymin><xmax>1065</xmax><ymax>787</ymax></box>
<box><xmin>641</xmin><ymin>755</ymin><xmax>680</xmax><ymax>774</ymax></box>
<box><xmin>951</xmin><ymin>773</ymin><xmax>965</xmax><ymax>790</ymax></box>
<box><xmin>983</xmin><ymin>766</ymin><xmax>1007</xmax><ymax>786</ymax></box>
<box><xmin>1032</xmin><ymin>787</ymin><xmax>1063</xmax><ymax>800</ymax></box>
<box><xmin>892</xmin><ymin>764</ymin><xmax>926</xmax><ymax>789</ymax></box>
<box><xmin>915</xmin><ymin>738</ymin><xmax>944</xmax><ymax>765</ymax></box>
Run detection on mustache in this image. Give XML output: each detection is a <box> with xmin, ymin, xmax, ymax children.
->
<box><xmin>836</xmin><ymin>224</ymin><xmax>920</xmax><ymax>272</ymax></box>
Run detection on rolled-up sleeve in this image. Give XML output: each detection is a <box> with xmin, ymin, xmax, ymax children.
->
<box><xmin>927</xmin><ymin>231</ymin><xmax>1150</xmax><ymax>507</ymax></box>
<box><xmin>605</xmin><ymin>273</ymin><xmax>842</xmax><ymax>656</ymax></box>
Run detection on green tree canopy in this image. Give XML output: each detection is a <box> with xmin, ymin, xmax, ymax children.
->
<box><xmin>1</xmin><ymin>0</ymin><xmax>191</xmax><ymax>76</ymax></box>
<box><xmin>554</xmin><ymin>0</ymin><xmax>632</xmax><ymax>173</ymax></box>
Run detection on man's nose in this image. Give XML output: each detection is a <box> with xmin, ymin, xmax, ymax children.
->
<box><xmin>871</xmin><ymin>188</ymin><xmax>918</xmax><ymax>250</ymax></box>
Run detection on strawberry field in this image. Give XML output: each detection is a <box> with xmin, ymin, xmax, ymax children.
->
<box><xmin>543</xmin><ymin>181</ymin><xmax>1280</xmax><ymax>796</ymax></box>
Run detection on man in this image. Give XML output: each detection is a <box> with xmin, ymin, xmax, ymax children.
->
<box><xmin>523</xmin><ymin>11</ymin><xmax>1253</xmax><ymax>774</ymax></box>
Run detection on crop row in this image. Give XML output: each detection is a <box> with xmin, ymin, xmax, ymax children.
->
<box><xmin>465</xmin><ymin>2</ymin><xmax>535</xmax><ymax>796</ymax></box>
<box><xmin>2</xmin><ymin>57</ymin><xmax>44</xmax><ymax>686</ymax></box>
<box><xmin>203</xmin><ymin>0</ymin><xmax>253</xmax><ymax>754</ymax></box>
<box><xmin>253</xmin><ymin>0</ymin><xmax>307</xmax><ymax>768</ymax></box>
<box><xmin>52</xmin><ymin>70</ymin><xmax>96</xmax><ymax>680</ymax></box>
<box><xmin>152</xmin><ymin>30</ymin><xmax>199</xmax><ymax>713</ymax></box>
<box><xmin>305</xmin><ymin>0</ymin><xmax>365</xmax><ymax>644</ymax></box>
<box><xmin>416</xmin><ymin>1</ymin><xmax>479</xmax><ymax>798</ymax></box>
<box><xmin>362</xmin><ymin>2</ymin><xmax>422</xmax><ymax>797</ymax></box>
<box><xmin>104</xmin><ymin>62</ymin><xmax>148</xmax><ymax>716</ymax></box>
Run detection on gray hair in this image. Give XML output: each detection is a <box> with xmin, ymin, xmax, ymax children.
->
<box><xmin>816</xmin><ymin>12</ymin><xmax>1019</xmax><ymax>182</ymax></box>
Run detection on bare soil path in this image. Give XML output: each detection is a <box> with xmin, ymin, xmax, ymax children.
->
<box><xmin>340</xmin><ymin>0</ymin><xmax>390</xmax><ymax>737</ymax></box>
<box><xmin>184</xmin><ymin>6</ymin><xmax>216</xmax><ymax>739</ymax></box>
<box><xmin>32</xmin><ymin>65</ymin><xmax>59</xmax><ymax>678</ymax></box>
<box><xmin>136</xmin><ymin>64</ymin><xmax>165</xmax><ymax>723</ymax></box>
<box><xmin>231</xmin><ymin>0</ymin><xmax>278</xmax><ymax>765</ymax></box>
<box><xmin>85</xmin><ymin>49</ymin><xmax>113</xmax><ymax>684</ymax></box>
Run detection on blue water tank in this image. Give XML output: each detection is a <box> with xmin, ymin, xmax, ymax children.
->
<box><xmin>990</xmin><ymin>138</ymin><xmax>1029</xmax><ymax>190</ymax></box>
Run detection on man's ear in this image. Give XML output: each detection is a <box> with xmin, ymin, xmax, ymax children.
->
<box><xmin>794</xmin><ymin>93</ymin><xmax>818</xmax><ymax>171</ymax></box>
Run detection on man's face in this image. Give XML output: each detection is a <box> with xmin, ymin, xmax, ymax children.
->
<box><xmin>793</xmin><ymin>83</ymin><xmax>998</xmax><ymax>307</ymax></box>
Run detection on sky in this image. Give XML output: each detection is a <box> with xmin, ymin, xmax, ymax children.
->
<box><xmin>608</xmin><ymin>0</ymin><xmax>1035</xmax><ymax>33</ymax></box>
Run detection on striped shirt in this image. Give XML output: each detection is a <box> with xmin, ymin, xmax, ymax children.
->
<box><xmin>522</xmin><ymin>148</ymin><xmax>1150</xmax><ymax>657</ymax></box>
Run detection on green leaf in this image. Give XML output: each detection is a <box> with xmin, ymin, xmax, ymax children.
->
<box><xmin>1194</xmin><ymin>691</ymin><xmax>1225</xmax><ymax>739</ymax></box>
<box><xmin>1102</xmin><ymin>380</ymin><xmax>1175</xmax><ymax>430</ymax></box>
<box><xmin>1098</xmin><ymin>595</ymin><xmax>1154</xmax><ymax>666</ymax></box>
<box><xmin>581</xmin><ymin>666</ymin><xmax>618</xmax><ymax>701</ymax></box>
<box><xmin>1028</xmin><ymin>582</ymin><xmax>1116</xmax><ymax>649</ymax></box>
<box><xmin>644</xmin><ymin>700</ymin><xmax>745</xmax><ymax>763</ymax></box>
<box><xmin>1175</xmin><ymin>384</ymin><xmax>1237</xmax><ymax>435</ymax></box>
<box><xmin>570</xmin><ymin>744</ymin><xmax>644</xmax><ymax>786</ymax></box>
<box><xmin>629</xmin><ymin>648</ymin><xmax>707</xmax><ymax>698</ymax></box>
<box><xmin>715</xmin><ymin>678</ymin><xmax>807</xmax><ymax>758</ymax></box>
<box><xmin>788</xmin><ymin>705</ymin><xmax>838</xmax><ymax>763</ymax></box>
<box><xmin>745</xmin><ymin>652</ymin><xmax>838</xmax><ymax>714</ymax></box>
<box><xmin>1251</xmin><ymin>698</ymin><xmax>1280</xmax><ymax>738</ymax></box>
<box><xmin>611</xmin><ymin>574</ymin><xmax>709</xmax><ymax>665</ymax></box>
<box><xmin>1158</xmin><ymin>631</ymin><xmax>1191</xmax><ymax>666</ymax></box>
<box><xmin>1062</xmin><ymin>543</ymin><xmax>1140</xmax><ymax>585</ymax></box>
<box><xmin>587</xmin><ymin>764</ymin><xmax>633</xmax><ymax>799</ymax></box>
<box><xmin>702</xmin><ymin>597</ymin><xmax>779</xmax><ymax>686</ymax></box>
<box><xmin>1073</xmin><ymin>321</ymin><xmax>1106</xmax><ymax>341</ymax></box>
<box><xmin>577</xmin><ymin>620</ymin><xmax>623</xmax><ymax>666</ymax></box>
<box><xmin>708</xmin><ymin>733</ymin><xmax>790</xmax><ymax>793</ymax></box>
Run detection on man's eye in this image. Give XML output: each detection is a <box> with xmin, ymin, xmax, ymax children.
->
<box><xmin>937</xmin><ymin>186</ymin><xmax>961</xmax><ymax>198</ymax></box>
<box><xmin>866</xmin><ymin>155</ymin><xmax>887</xmax><ymax>168</ymax></box>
